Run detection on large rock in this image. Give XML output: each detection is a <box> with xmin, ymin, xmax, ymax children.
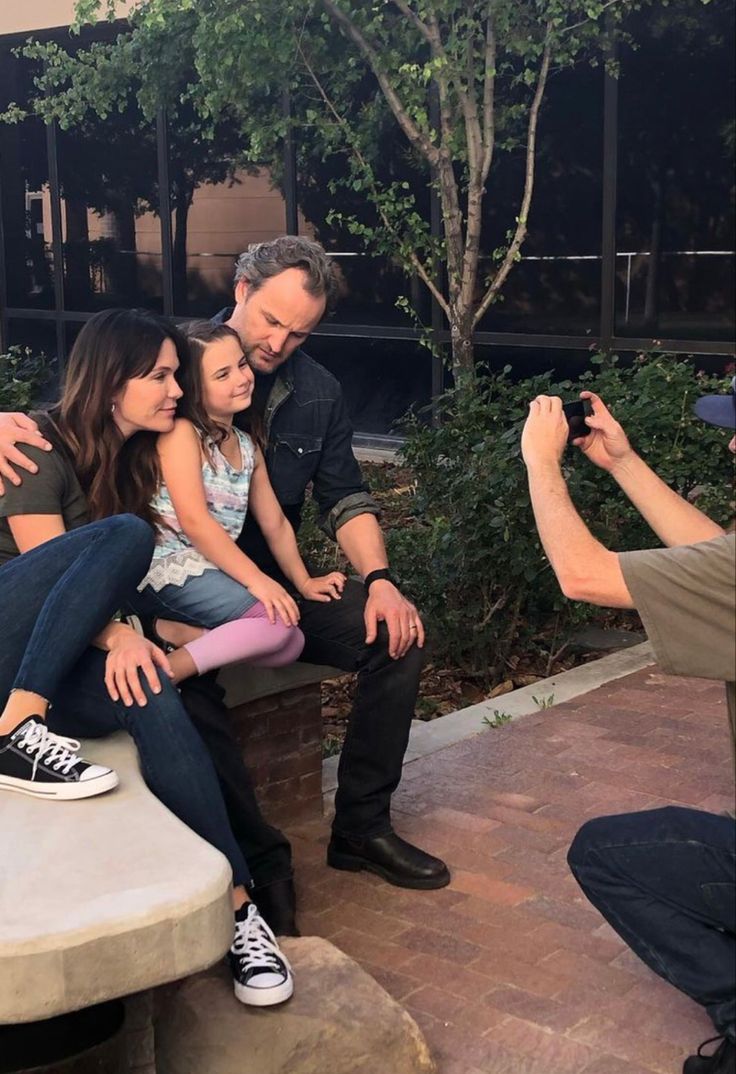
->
<box><xmin>155</xmin><ymin>936</ymin><xmax>436</xmax><ymax>1074</ymax></box>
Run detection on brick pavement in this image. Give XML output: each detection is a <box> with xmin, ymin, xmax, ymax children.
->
<box><xmin>287</xmin><ymin>667</ymin><xmax>735</xmax><ymax>1074</ymax></box>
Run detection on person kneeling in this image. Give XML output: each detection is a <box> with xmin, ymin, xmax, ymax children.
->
<box><xmin>521</xmin><ymin>381</ymin><xmax>735</xmax><ymax>1074</ymax></box>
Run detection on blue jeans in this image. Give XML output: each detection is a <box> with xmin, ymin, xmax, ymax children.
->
<box><xmin>0</xmin><ymin>517</ymin><xmax>251</xmax><ymax>890</ymax></box>
<box><xmin>133</xmin><ymin>569</ymin><xmax>257</xmax><ymax>629</ymax></box>
<box><xmin>0</xmin><ymin>516</ymin><xmax>154</xmax><ymax>703</ymax></box>
<box><xmin>568</xmin><ymin>806</ymin><xmax>736</xmax><ymax>1038</ymax></box>
<box><xmin>48</xmin><ymin>648</ymin><xmax>251</xmax><ymax>888</ymax></box>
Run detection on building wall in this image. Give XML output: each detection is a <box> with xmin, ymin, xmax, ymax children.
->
<box><xmin>0</xmin><ymin>1</ymin><xmax>134</xmax><ymax>35</ymax></box>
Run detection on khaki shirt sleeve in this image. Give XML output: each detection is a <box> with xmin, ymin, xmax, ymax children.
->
<box><xmin>619</xmin><ymin>535</ymin><xmax>736</xmax><ymax>683</ymax></box>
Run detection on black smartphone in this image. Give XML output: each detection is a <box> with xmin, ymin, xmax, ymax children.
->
<box><xmin>562</xmin><ymin>399</ymin><xmax>593</xmax><ymax>443</ymax></box>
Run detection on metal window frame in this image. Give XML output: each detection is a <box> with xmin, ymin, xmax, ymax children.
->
<box><xmin>0</xmin><ymin>40</ymin><xmax>734</xmax><ymax>377</ymax></box>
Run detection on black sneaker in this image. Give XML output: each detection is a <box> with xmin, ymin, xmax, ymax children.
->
<box><xmin>684</xmin><ymin>1036</ymin><xmax>736</xmax><ymax>1074</ymax></box>
<box><xmin>229</xmin><ymin>903</ymin><xmax>294</xmax><ymax>1007</ymax></box>
<box><xmin>0</xmin><ymin>716</ymin><xmax>118</xmax><ymax>800</ymax></box>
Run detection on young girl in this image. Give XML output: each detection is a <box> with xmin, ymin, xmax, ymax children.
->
<box><xmin>132</xmin><ymin>321</ymin><xmax>345</xmax><ymax>684</ymax></box>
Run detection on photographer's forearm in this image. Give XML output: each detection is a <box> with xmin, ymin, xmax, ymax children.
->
<box><xmin>610</xmin><ymin>452</ymin><xmax>724</xmax><ymax>547</ymax></box>
<box><xmin>527</xmin><ymin>462</ymin><xmax>634</xmax><ymax>608</ymax></box>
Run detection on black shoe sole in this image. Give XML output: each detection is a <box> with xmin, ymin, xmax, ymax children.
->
<box><xmin>327</xmin><ymin>847</ymin><xmax>451</xmax><ymax>890</ymax></box>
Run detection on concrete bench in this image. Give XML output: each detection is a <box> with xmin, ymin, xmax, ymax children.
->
<box><xmin>0</xmin><ymin>662</ymin><xmax>342</xmax><ymax>1026</ymax></box>
<box><xmin>0</xmin><ymin>734</ymin><xmax>233</xmax><ymax>1026</ymax></box>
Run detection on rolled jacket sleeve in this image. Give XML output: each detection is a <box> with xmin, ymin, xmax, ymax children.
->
<box><xmin>311</xmin><ymin>391</ymin><xmax>381</xmax><ymax>540</ymax></box>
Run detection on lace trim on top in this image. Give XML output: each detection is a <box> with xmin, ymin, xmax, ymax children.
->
<box><xmin>137</xmin><ymin>550</ymin><xmax>218</xmax><ymax>593</ymax></box>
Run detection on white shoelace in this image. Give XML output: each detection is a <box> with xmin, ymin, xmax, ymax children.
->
<box><xmin>232</xmin><ymin>905</ymin><xmax>292</xmax><ymax>977</ymax></box>
<box><xmin>14</xmin><ymin>721</ymin><xmax>83</xmax><ymax>778</ymax></box>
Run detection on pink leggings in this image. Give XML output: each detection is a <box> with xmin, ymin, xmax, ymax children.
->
<box><xmin>182</xmin><ymin>601</ymin><xmax>304</xmax><ymax>676</ymax></box>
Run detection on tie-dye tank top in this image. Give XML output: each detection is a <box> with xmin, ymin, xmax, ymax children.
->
<box><xmin>139</xmin><ymin>426</ymin><xmax>255</xmax><ymax>592</ymax></box>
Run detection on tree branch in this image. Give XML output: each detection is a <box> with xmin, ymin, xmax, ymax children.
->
<box><xmin>297</xmin><ymin>41</ymin><xmax>450</xmax><ymax>318</ymax></box>
<box><xmin>561</xmin><ymin>0</ymin><xmax>625</xmax><ymax>36</ymax></box>
<box><xmin>473</xmin><ymin>25</ymin><xmax>553</xmax><ymax>328</ymax></box>
<box><xmin>390</xmin><ymin>0</ymin><xmax>434</xmax><ymax>47</ymax></box>
<box><xmin>481</xmin><ymin>4</ymin><xmax>496</xmax><ymax>181</ymax></box>
<box><xmin>321</xmin><ymin>0</ymin><xmax>439</xmax><ymax>166</ymax></box>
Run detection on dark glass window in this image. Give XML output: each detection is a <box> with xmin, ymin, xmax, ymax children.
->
<box><xmin>477</xmin><ymin>62</ymin><xmax>603</xmax><ymax>336</ymax></box>
<box><xmin>615</xmin><ymin>1</ymin><xmax>735</xmax><ymax>341</ymax></box>
<box><xmin>57</xmin><ymin>113</ymin><xmax>162</xmax><ymax>312</ymax></box>
<box><xmin>166</xmin><ymin>100</ymin><xmax>289</xmax><ymax>317</ymax></box>
<box><xmin>0</xmin><ymin>49</ymin><xmax>55</xmax><ymax>311</ymax></box>
<box><xmin>305</xmin><ymin>335</ymin><xmax>432</xmax><ymax>435</ymax></box>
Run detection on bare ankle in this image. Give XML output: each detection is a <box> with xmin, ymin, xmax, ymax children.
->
<box><xmin>156</xmin><ymin>618</ymin><xmax>205</xmax><ymax>649</ymax></box>
<box><xmin>0</xmin><ymin>690</ymin><xmax>48</xmax><ymax>736</ymax></box>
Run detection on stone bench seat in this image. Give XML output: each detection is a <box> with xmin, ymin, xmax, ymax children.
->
<box><xmin>0</xmin><ymin>662</ymin><xmax>342</xmax><ymax>1026</ymax></box>
<box><xmin>0</xmin><ymin>733</ymin><xmax>233</xmax><ymax>1024</ymax></box>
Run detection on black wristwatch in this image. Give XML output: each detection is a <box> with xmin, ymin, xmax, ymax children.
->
<box><xmin>364</xmin><ymin>568</ymin><xmax>396</xmax><ymax>592</ymax></box>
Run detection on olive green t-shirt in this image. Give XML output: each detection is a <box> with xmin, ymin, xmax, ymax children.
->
<box><xmin>619</xmin><ymin>534</ymin><xmax>736</xmax><ymax>766</ymax></box>
<box><xmin>0</xmin><ymin>413</ymin><xmax>89</xmax><ymax>565</ymax></box>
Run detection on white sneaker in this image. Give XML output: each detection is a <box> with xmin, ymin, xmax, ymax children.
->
<box><xmin>229</xmin><ymin>903</ymin><xmax>294</xmax><ymax>1007</ymax></box>
<box><xmin>0</xmin><ymin>716</ymin><xmax>118</xmax><ymax>800</ymax></box>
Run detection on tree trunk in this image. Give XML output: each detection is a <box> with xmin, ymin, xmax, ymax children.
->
<box><xmin>110</xmin><ymin>203</ymin><xmax>138</xmax><ymax>301</ymax></box>
<box><xmin>449</xmin><ymin>309</ymin><xmax>476</xmax><ymax>388</ymax></box>
<box><xmin>64</xmin><ymin>198</ymin><xmax>90</xmax><ymax>308</ymax></box>
<box><xmin>172</xmin><ymin>170</ymin><xmax>192</xmax><ymax>313</ymax></box>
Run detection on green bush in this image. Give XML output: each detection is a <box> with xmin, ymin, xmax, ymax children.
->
<box><xmin>388</xmin><ymin>355</ymin><xmax>733</xmax><ymax>682</ymax></box>
<box><xmin>0</xmin><ymin>347</ymin><xmax>50</xmax><ymax>411</ymax></box>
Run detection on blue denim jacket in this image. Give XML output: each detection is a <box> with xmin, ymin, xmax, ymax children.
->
<box><xmin>212</xmin><ymin>308</ymin><xmax>379</xmax><ymax>575</ymax></box>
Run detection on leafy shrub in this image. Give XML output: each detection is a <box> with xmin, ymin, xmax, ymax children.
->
<box><xmin>0</xmin><ymin>347</ymin><xmax>50</xmax><ymax>411</ymax></box>
<box><xmin>387</xmin><ymin>355</ymin><xmax>733</xmax><ymax>682</ymax></box>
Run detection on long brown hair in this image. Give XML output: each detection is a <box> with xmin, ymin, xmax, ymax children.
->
<box><xmin>54</xmin><ymin>308</ymin><xmax>189</xmax><ymax>526</ymax></box>
<box><xmin>178</xmin><ymin>320</ymin><xmax>264</xmax><ymax>448</ymax></box>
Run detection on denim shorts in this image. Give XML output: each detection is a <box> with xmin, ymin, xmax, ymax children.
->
<box><xmin>132</xmin><ymin>569</ymin><xmax>258</xmax><ymax>629</ymax></box>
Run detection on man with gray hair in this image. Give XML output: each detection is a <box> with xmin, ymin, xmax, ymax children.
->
<box><xmin>211</xmin><ymin>237</ymin><xmax>448</xmax><ymax>910</ymax></box>
<box><xmin>0</xmin><ymin>236</ymin><xmax>450</xmax><ymax>936</ymax></box>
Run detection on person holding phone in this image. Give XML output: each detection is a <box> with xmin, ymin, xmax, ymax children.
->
<box><xmin>521</xmin><ymin>382</ymin><xmax>735</xmax><ymax>1074</ymax></box>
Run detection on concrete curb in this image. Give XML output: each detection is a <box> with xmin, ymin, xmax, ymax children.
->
<box><xmin>323</xmin><ymin>641</ymin><xmax>655</xmax><ymax>796</ymax></box>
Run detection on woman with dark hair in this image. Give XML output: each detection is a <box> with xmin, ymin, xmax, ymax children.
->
<box><xmin>0</xmin><ymin>308</ymin><xmax>294</xmax><ymax>1008</ymax></box>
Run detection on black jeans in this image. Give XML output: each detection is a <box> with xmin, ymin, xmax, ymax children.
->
<box><xmin>179</xmin><ymin>578</ymin><xmax>423</xmax><ymax>887</ymax></box>
<box><xmin>568</xmin><ymin>806</ymin><xmax>736</xmax><ymax>1038</ymax></box>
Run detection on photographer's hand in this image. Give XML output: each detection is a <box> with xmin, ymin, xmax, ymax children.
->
<box><xmin>575</xmin><ymin>392</ymin><xmax>634</xmax><ymax>473</ymax></box>
<box><xmin>576</xmin><ymin>392</ymin><xmax>724</xmax><ymax>548</ymax></box>
<box><xmin>520</xmin><ymin>395</ymin><xmax>568</xmax><ymax>471</ymax></box>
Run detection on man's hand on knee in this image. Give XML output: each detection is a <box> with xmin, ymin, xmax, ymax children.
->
<box><xmin>364</xmin><ymin>580</ymin><xmax>425</xmax><ymax>659</ymax></box>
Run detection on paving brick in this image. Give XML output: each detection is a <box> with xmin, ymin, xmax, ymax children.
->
<box><xmin>328</xmin><ymin>927</ymin><xmax>415</xmax><ymax>971</ymax></box>
<box><xmin>450</xmin><ymin>871</ymin><xmax>536</xmax><ymax>905</ymax></box>
<box><xmin>489</xmin><ymin>1015</ymin><xmax>596</xmax><ymax>1072</ymax></box>
<box><xmin>399</xmin><ymin>953</ymin><xmax>497</xmax><ymax>1002</ymax></box>
<box><xmin>288</xmin><ymin>669</ymin><xmax>731</xmax><ymax>1074</ymax></box>
<box><xmin>355</xmin><ymin>960</ymin><xmax>421</xmax><ymax>1003</ymax></box>
<box><xmin>484</xmin><ymin>986</ymin><xmax>591</xmax><ymax>1033</ymax></box>
<box><xmin>579</xmin><ymin>1057</ymin><xmax>661</xmax><ymax>1074</ymax></box>
<box><xmin>424</xmin><ymin>806</ymin><xmax>503</xmax><ymax>833</ymax></box>
<box><xmin>531</xmin><ymin>919</ymin><xmax>626</xmax><ymax>964</ymax></box>
<box><xmin>394</xmin><ymin>924</ymin><xmax>486</xmax><ymax>967</ymax></box>
<box><xmin>540</xmin><ymin>949</ymin><xmax>640</xmax><ymax>997</ymax></box>
<box><xmin>569</xmin><ymin>1015</ymin><xmax>688</xmax><ymax>1074</ymax></box>
<box><xmin>404</xmin><ymin>984</ymin><xmax>469</xmax><ymax>1022</ymax></box>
